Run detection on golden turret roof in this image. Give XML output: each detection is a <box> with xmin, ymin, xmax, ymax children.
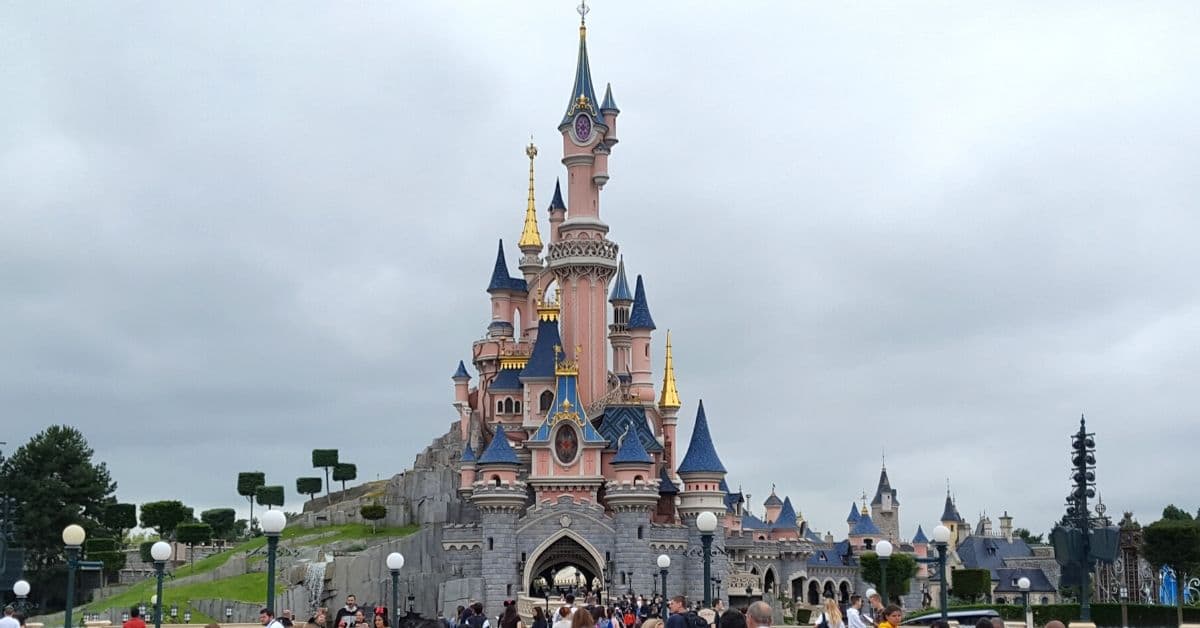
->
<box><xmin>518</xmin><ymin>141</ymin><xmax>543</xmax><ymax>250</ymax></box>
<box><xmin>658</xmin><ymin>330</ymin><xmax>681</xmax><ymax>408</ymax></box>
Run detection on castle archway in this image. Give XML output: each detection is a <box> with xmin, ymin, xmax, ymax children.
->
<box><xmin>524</xmin><ymin>529</ymin><xmax>606</xmax><ymax>597</ymax></box>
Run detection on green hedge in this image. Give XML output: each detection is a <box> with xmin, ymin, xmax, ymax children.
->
<box><xmin>909</xmin><ymin>604</ymin><xmax>1200</xmax><ymax>627</ymax></box>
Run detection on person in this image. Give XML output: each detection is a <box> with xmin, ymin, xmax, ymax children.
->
<box><xmin>698</xmin><ymin>608</ymin><xmax>717</xmax><ymax>628</ymax></box>
<box><xmin>643</xmin><ymin>620</ymin><xmax>664</xmax><ymax>628</ymax></box>
<box><xmin>122</xmin><ymin>607</ymin><xmax>148</xmax><ymax>628</ymax></box>
<box><xmin>262</xmin><ymin>609</ymin><xmax>284</xmax><ymax>628</ymax></box>
<box><xmin>974</xmin><ymin>620</ymin><xmax>992</xmax><ymax>628</ymax></box>
<box><xmin>595</xmin><ymin>607</ymin><xmax>612</xmax><ymax>628</ymax></box>
<box><xmin>666</xmin><ymin>597</ymin><xmax>688</xmax><ymax>628</ymax></box>
<box><xmin>929</xmin><ymin>621</ymin><xmax>949</xmax><ymax>628</ymax></box>
<box><xmin>622</xmin><ymin>608</ymin><xmax>635</xmax><ymax>628</ymax></box>
<box><xmin>813</xmin><ymin>598</ymin><xmax>844</xmax><ymax>628</ymax></box>
<box><xmin>553</xmin><ymin>607</ymin><xmax>573</xmax><ymax>628</ymax></box>
<box><xmin>532</xmin><ymin>607</ymin><xmax>549</xmax><ymax>628</ymax></box>
<box><xmin>1</xmin><ymin>606</ymin><xmax>19</xmax><ymax>628</ymax></box>
<box><xmin>336</xmin><ymin>597</ymin><xmax>362</xmax><ymax>628</ymax></box>
<box><xmin>353</xmin><ymin>611</ymin><xmax>368</xmax><ymax>628</ymax></box>
<box><xmin>570</xmin><ymin>609</ymin><xmax>595</xmax><ymax>628</ymax></box>
<box><xmin>718</xmin><ymin>609</ymin><xmax>746</xmax><ymax>628</ymax></box>
<box><xmin>501</xmin><ymin>605</ymin><xmax>524</xmax><ymax>628</ymax></box>
<box><xmin>563</xmin><ymin>595</ymin><xmax>577</xmax><ymax>617</ymax></box>
<box><xmin>875</xmin><ymin>606</ymin><xmax>902</xmax><ymax>628</ymax></box>
<box><xmin>468</xmin><ymin>603</ymin><xmax>491</xmax><ymax>628</ymax></box>
<box><xmin>713</xmin><ymin>601</ymin><xmax>725</xmax><ymax>616</ymax></box>
<box><xmin>989</xmin><ymin>619</ymin><xmax>1004</xmax><ymax>628</ymax></box>
<box><xmin>845</xmin><ymin>596</ymin><xmax>866</xmax><ymax>628</ymax></box>
<box><xmin>745</xmin><ymin>602</ymin><xmax>771</xmax><ymax>628</ymax></box>
<box><xmin>1044</xmin><ymin>622</ymin><xmax>1066</xmax><ymax>628</ymax></box>
<box><xmin>373</xmin><ymin>614</ymin><xmax>389</xmax><ymax>628</ymax></box>
<box><xmin>310</xmin><ymin>609</ymin><xmax>329</xmax><ymax>628</ymax></box>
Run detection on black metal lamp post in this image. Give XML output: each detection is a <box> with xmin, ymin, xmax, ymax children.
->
<box><xmin>876</xmin><ymin>540</ymin><xmax>893</xmax><ymax>606</ymax></box>
<box><xmin>407</xmin><ymin>594</ymin><xmax>415</xmax><ymax>613</ymax></box>
<box><xmin>1018</xmin><ymin>577</ymin><xmax>1031</xmax><ymax>628</ymax></box>
<box><xmin>62</xmin><ymin>524</ymin><xmax>86</xmax><ymax>628</ymax></box>
<box><xmin>387</xmin><ymin>552</ymin><xmax>405</xmax><ymax>626</ymax></box>
<box><xmin>184</xmin><ymin>610</ymin><xmax>192</xmax><ymax>624</ymax></box>
<box><xmin>696</xmin><ymin>512</ymin><xmax>718</xmax><ymax>608</ymax></box>
<box><xmin>712</xmin><ymin>578</ymin><xmax>722</xmax><ymax>605</ymax></box>
<box><xmin>657</xmin><ymin>554</ymin><xmax>670</xmax><ymax>621</ymax></box>
<box><xmin>914</xmin><ymin>525</ymin><xmax>953</xmax><ymax>619</ymax></box>
<box><xmin>12</xmin><ymin>580</ymin><xmax>30</xmax><ymax>615</ymax></box>
<box><xmin>170</xmin><ymin>603</ymin><xmax>179</xmax><ymax>621</ymax></box>
<box><xmin>625</xmin><ymin>571</ymin><xmax>634</xmax><ymax>595</ymax></box>
<box><xmin>225</xmin><ymin>607</ymin><xmax>233</xmax><ymax>623</ymax></box>
<box><xmin>261</xmin><ymin>510</ymin><xmax>287</xmax><ymax>614</ymax></box>
<box><xmin>150</xmin><ymin>541</ymin><xmax>172</xmax><ymax>628</ymax></box>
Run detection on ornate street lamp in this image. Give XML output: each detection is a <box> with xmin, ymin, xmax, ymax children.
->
<box><xmin>696</xmin><ymin>512</ymin><xmax>718</xmax><ymax>608</ymax></box>
<box><xmin>914</xmin><ymin>525</ymin><xmax>953</xmax><ymax>619</ymax></box>
<box><xmin>387</xmin><ymin>552</ymin><xmax>405</xmax><ymax>626</ymax></box>
<box><xmin>170</xmin><ymin>603</ymin><xmax>179</xmax><ymax>621</ymax></box>
<box><xmin>1018</xmin><ymin>577</ymin><xmax>1031</xmax><ymax>628</ymax></box>
<box><xmin>151</xmin><ymin>541</ymin><xmax>172</xmax><ymax>628</ymax></box>
<box><xmin>184</xmin><ymin>610</ymin><xmax>192</xmax><ymax>624</ymax></box>
<box><xmin>12</xmin><ymin>580</ymin><xmax>30</xmax><ymax>615</ymax></box>
<box><xmin>62</xmin><ymin>524</ymin><xmax>87</xmax><ymax>628</ymax></box>
<box><xmin>261</xmin><ymin>510</ymin><xmax>287</xmax><ymax>614</ymax></box>
<box><xmin>712</xmin><ymin>578</ymin><xmax>722</xmax><ymax>605</ymax></box>
<box><xmin>225</xmin><ymin>607</ymin><xmax>233</xmax><ymax>622</ymax></box>
<box><xmin>875</xmin><ymin>540</ymin><xmax>894</xmax><ymax>606</ymax></box>
<box><xmin>657</xmin><ymin>554</ymin><xmax>671</xmax><ymax>621</ymax></box>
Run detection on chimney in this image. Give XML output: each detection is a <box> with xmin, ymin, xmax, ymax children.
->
<box><xmin>1000</xmin><ymin>511</ymin><xmax>1014</xmax><ymax>542</ymax></box>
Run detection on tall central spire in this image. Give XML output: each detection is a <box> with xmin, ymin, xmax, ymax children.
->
<box><xmin>518</xmin><ymin>141</ymin><xmax>542</xmax><ymax>250</ymax></box>
<box><xmin>561</xmin><ymin>1</ymin><xmax>601</xmax><ymax>126</ymax></box>
<box><xmin>659</xmin><ymin>330</ymin><xmax>681</xmax><ymax>408</ymax></box>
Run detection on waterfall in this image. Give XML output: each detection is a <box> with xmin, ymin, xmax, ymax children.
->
<box><xmin>304</xmin><ymin>559</ymin><xmax>332</xmax><ymax>615</ymax></box>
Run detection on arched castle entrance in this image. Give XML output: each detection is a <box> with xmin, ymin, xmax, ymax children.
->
<box><xmin>523</xmin><ymin>530</ymin><xmax>606</xmax><ymax>597</ymax></box>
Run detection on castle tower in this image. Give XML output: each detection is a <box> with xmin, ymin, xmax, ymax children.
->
<box><xmin>657</xmin><ymin>330</ymin><xmax>681</xmax><ymax>469</ymax></box>
<box><xmin>486</xmin><ymin>240</ymin><xmax>527</xmax><ymax>340</ymax></box>
<box><xmin>849</xmin><ymin>502</ymin><xmax>883</xmax><ymax>550</ymax></box>
<box><xmin>870</xmin><ymin>464</ymin><xmax>900</xmax><ymax>542</ymax></box>
<box><xmin>607</xmin><ymin>427</ymin><xmax>660</xmax><ymax>596</ymax></box>
<box><xmin>608</xmin><ymin>258</ymin><xmax>633</xmax><ymax>379</ymax></box>
<box><xmin>458</xmin><ymin>442</ymin><xmax>477</xmax><ymax>498</ymax></box>
<box><xmin>628</xmin><ymin>275</ymin><xmax>656</xmax><ymax>401</ymax></box>
<box><xmin>846</xmin><ymin>502</ymin><xmax>862</xmax><ymax>536</ymax></box>
<box><xmin>912</xmin><ymin>525</ymin><xmax>930</xmax><ymax>579</ymax></box>
<box><xmin>548</xmin><ymin>11</ymin><xmax>619</xmax><ymax>407</ymax></box>
<box><xmin>547</xmin><ymin>179</ymin><xmax>566</xmax><ymax>243</ymax></box>
<box><xmin>518</xmin><ymin>142</ymin><xmax>546</xmax><ymax>282</ymax></box>
<box><xmin>519</xmin><ymin>295</ymin><xmax>564</xmax><ymax>429</ymax></box>
<box><xmin>998</xmin><ymin>511</ymin><xmax>1014</xmax><ymax>542</ymax></box>
<box><xmin>940</xmin><ymin>489</ymin><xmax>967</xmax><ymax>545</ymax></box>
<box><xmin>764</xmin><ymin>487</ymin><xmax>784</xmax><ymax>524</ymax></box>
<box><xmin>452</xmin><ymin>361</ymin><xmax>472</xmax><ymax>439</ymax></box>
<box><xmin>677</xmin><ymin>401</ymin><xmax>729</xmax><ymax>600</ymax></box>
<box><xmin>471</xmin><ymin>426</ymin><xmax>527</xmax><ymax>618</ymax></box>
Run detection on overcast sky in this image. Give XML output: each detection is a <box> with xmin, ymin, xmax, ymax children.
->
<box><xmin>3</xmin><ymin>2</ymin><xmax>1199</xmax><ymax>540</ymax></box>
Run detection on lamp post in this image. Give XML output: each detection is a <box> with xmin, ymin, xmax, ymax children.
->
<box><xmin>150</xmin><ymin>541</ymin><xmax>172</xmax><ymax>628</ymax></box>
<box><xmin>657</xmin><ymin>555</ymin><xmax>670</xmax><ymax>621</ymax></box>
<box><xmin>712</xmin><ymin>578</ymin><xmax>722</xmax><ymax>605</ymax></box>
<box><xmin>696</xmin><ymin>512</ymin><xmax>718</xmax><ymax>608</ymax></box>
<box><xmin>407</xmin><ymin>594</ymin><xmax>415</xmax><ymax>614</ymax></box>
<box><xmin>261</xmin><ymin>510</ymin><xmax>287</xmax><ymax>614</ymax></box>
<box><xmin>225</xmin><ymin>607</ymin><xmax>233</xmax><ymax>623</ymax></box>
<box><xmin>387</xmin><ymin>552</ymin><xmax>405</xmax><ymax>626</ymax></box>
<box><xmin>1022</xmin><ymin>578</ymin><xmax>1032</xmax><ymax>628</ymax></box>
<box><xmin>625</xmin><ymin>571</ymin><xmax>634</xmax><ymax>595</ymax></box>
<box><xmin>913</xmin><ymin>525</ymin><xmax>953</xmax><ymax>620</ymax></box>
<box><xmin>1119</xmin><ymin>586</ymin><xmax>1129</xmax><ymax>628</ymax></box>
<box><xmin>170</xmin><ymin>604</ymin><xmax>179</xmax><ymax>622</ymax></box>
<box><xmin>875</xmin><ymin>540</ymin><xmax>894</xmax><ymax>606</ymax></box>
<box><xmin>62</xmin><ymin>524</ymin><xmax>87</xmax><ymax>628</ymax></box>
<box><xmin>13</xmin><ymin>580</ymin><xmax>30</xmax><ymax>615</ymax></box>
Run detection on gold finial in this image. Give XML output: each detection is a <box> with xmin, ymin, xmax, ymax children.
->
<box><xmin>658</xmin><ymin>330</ymin><xmax>681</xmax><ymax>408</ymax></box>
<box><xmin>518</xmin><ymin>139</ymin><xmax>543</xmax><ymax>250</ymax></box>
<box><xmin>861</xmin><ymin>492</ymin><xmax>869</xmax><ymax>515</ymax></box>
<box><xmin>577</xmin><ymin>0</ymin><xmax>589</xmax><ymax>28</ymax></box>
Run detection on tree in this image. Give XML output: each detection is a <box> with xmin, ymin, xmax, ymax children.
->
<box><xmin>1014</xmin><ymin>528</ymin><xmax>1045</xmax><ymax>545</ymax></box>
<box><xmin>175</xmin><ymin>522</ymin><xmax>213</xmax><ymax>569</ymax></box>
<box><xmin>859</xmin><ymin>551</ymin><xmax>918</xmax><ymax>604</ymax></box>
<box><xmin>103</xmin><ymin>503</ymin><xmax>138</xmax><ymax>543</ymax></box>
<box><xmin>333</xmin><ymin>462</ymin><xmax>357</xmax><ymax>494</ymax></box>
<box><xmin>200</xmin><ymin>508</ymin><xmax>237</xmax><ymax>540</ymax></box>
<box><xmin>0</xmin><ymin>426</ymin><xmax>118</xmax><ymax>578</ymax></box>
<box><xmin>1143</xmin><ymin>518</ymin><xmax>1200</xmax><ymax>627</ymax></box>
<box><xmin>255</xmin><ymin>485</ymin><xmax>285</xmax><ymax>510</ymax></box>
<box><xmin>85</xmin><ymin>537</ymin><xmax>126</xmax><ymax>583</ymax></box>
<box><xmin>140</xmin><ymin>500</ymin><xmax>193</xmax><ymax>539</ymax></box>
<box><xmin>360</xmin><ymin>500</ymin><xmax>387</xmax><ymax>533</ymax></box>
<box><xmin>237</xmin><ymin>471</ymin><xmax>266</xmax><ymax>536</ymax></box>
<box><xmin>951</xmin><ymin>568</ymin><xmax>993</xmax><ymax>603</ymax></box>
<box><xmin>312</xmin><ymin>449</ymin><xmax>339</xmax><ymax>505</ymax></box>
<box><xmin>1162</xmin><ymin>505</ymin><xmax>1194</xmax><ymax>521</ymax></box>
<box><xmin>296</xmin><ymin>477</ymin><xmax>323</xmax><ymax>508</ymax></box>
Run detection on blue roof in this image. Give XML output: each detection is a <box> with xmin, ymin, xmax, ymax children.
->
<box><xmin>490</xmin><ymin>366</ymin><xmax>523</xmax><ymax>391</ymax></box>
<box><xmin>956</xmin><ymin>536</ymin><xmax>1034</xmax><ymax>575</ymax></box>
<box><xmin>477</xmin><ymin>425</ymin><xmax>519</xmax><ymax>465</ymax></box>
<box><xmin>453</xmin><ymin>360</ymin><xmax>471</xmax><ymax>380</ymax></box>
<box><xmin>595</xmin><ymin>406</ymin><xmax>663</xmax><ymax>453</ymax></box>
<box><xmin>486</xmin><ymin>240</ymin><xmax>528</xmax><ymax>293</ymax></box>
<box><xmin>460</xmin><ymin>443</ymin><xmax>476</xmax><ymax>463</ymax></box>
<box><xmin>548</xmin><ymin>178</ymin><xmax>566</xmax><ymax>211</ymax></box>
<box><xmin>993</xmin><ymin>567</ymin><xmax>1056</xmax><ymax>593</ymax></box>
<box><xmin>628</xmin><ymin>275</ymin><xmax>656</xmax><ymax>330</ymax></box>
<box><xmin>851</xmin><ymin>513</ymin><xmax>882</xmax><ymax>536</ymax></box>
<box><xmin>774</xmin><ymin>497</ymin><xmax>799</xmax><ymax>529</ymax></box>
<box><xmin>722</xmin><ymin>479</ymin><xmax>743</xmax><ymax>513</ymax></box>
<box><xmin>520</xmin><ymin>317</ymin><xmax>563</xmax><ymax>379</ymax></box>
<box><xmin>847</xmin><ymin>503</ymin><xmax>862</xmax><ymax>523</ymax></box>
<box><xmin>657</xmin><ymin>465</ymin><xmax>679</xmax><ymax>495</ymax></box>
<box><xmin>912</xmin><ymin>525</ymin><xmax>929</xmax><ymax>544</ymax></box>
<box><xmin>612</xmin><ymin>426</ymin><xmax>653</xmax><ymax>464</ymax></box>
<box><xmin>600</xmin><ymin>82</ymin><xmax>619</xmax><ymax>113</ymax></box>
<box><xmin>530</xmin><ymin>371</ymin><xmax>606</xmax><ymax>444</ymax></box>
<box><xmin>765</xmin><ymin>492</ymin><xmax>784</xmax><ymax>508</ymax></box>
<box><xmin>872</xmin><ymin>466</ymin><xmax>898</xmax><ymax>506</ymax></box>
<box><xmin>677</xmin><ymin>400</ymin><xmax>726</xmax><ymax>474</ymax></box>
<box><xmin>742</xmin><ymin>513</ymin><xmax>768</xmax><ymax>530</ymax></box>
<box><xmin>609</xmin><ymin>258</ymin><xmax>632</xmax><ymax>302</ymax></box>
<box><xmin>560</xmin><ymin>25</ymin><xmax>603</xmax><ymax>127</ymax></box>
<box><xmin>941</xmin><ymin>494</ymin><xmax>965</xmax><ymax>523</ymax></box>
<box><xmin>804</xmin><ymin>526</ymin><xmax>825</xmax><ymax>542</ymax></box>
<box><xmin>808</xmin><ymin>541</ymin><xmax>856</xmax><ymax>567</ymax></box>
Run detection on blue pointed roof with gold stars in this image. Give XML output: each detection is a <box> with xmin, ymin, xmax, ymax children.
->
<box><xmin>560</xmin><ymin>6</ymin><xmax>605</xmax><ymax>128</ymax></box>
<box><xmin>477</xmin><ymin>425</ymin><xmax>519</xmax><ymax>466</ymax></box>
<box><xmin>677</xmin><ymin>400</ymin><xmax>726</xmax><ymax>474</ymax></box>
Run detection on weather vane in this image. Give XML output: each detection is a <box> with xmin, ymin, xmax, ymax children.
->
<box><xmin>577</xmin><ymin>0</ymin><xmax>589</xmax><ymax>25</ymax></box>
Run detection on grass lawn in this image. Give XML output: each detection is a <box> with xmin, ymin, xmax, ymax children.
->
<box><xmin>295</xmin><ymin>524</ymin><xmax>418</xmax><ymax>546</ymax></box>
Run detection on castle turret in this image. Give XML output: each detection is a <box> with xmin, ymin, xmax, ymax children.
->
<box><xmin>486</xmin><ymin>240</ymin><xmax>526</xmax><ymax>340</ymax></box>
<box><xmin>677</xmin><ymin>401</ymin><xmax>729</xmax><ymax>600</ymax></box>
<box><xmin>458</xmin><ymin>442</ymin><xmax>477</xmax><ymax>497</ymax></box>
<box><xmin>657</xmin><ymin>330</ymin><xmax>681</xmax><ymax>469</ymax></box>
<box><xmin>519</xmin><ymin>295</ymin><xmax>564</xmax><ymax>429</ymax></box>
<box><xmin>871</xmin><ymin>464</ymin><xmax>900</xmax><ymax>542</ymax></box>
<box><xmin>999</xmin><ymin>511</ymin><xmax>1014</xmax><ymax>542</ymax></box>
<box><xmin>518</xmin><ymin>142</ymin><xmax>544</xmax><ymax>278</ymax></box>
<box><xmin>912</xmin><ymin>525</ymin><xmax>930</xmax><ymax>578</ymax></box>
<box><xmin>846</xmin><ymin>501</ymin><xmax>862</xmax><ymax>535</ymax></box>
<box><xmin>849</xmin><ymin>504</ymin><xmax>883</xmax><ymax>550</ymax></box>
<box><xmin>472</xmin><ymin>425</ymin><xmax>526</xmax><ymax>618</ymax></box>
<box><xmin>600</xmin><ymin>83</ymin><xmax>619</xmax><ymax>146</ymax></box>
<box><xmin>547</xmin><ymin>179</ymin><xmax>566</xmax><ymax>243</ymax></box>
<box><xmin>764</xmin><ymin>488</ymin><xmax>784</xmax><ymax>524</ymax></box>
<box><xmin>608</xmin><ymin>257</ymin><xmax>633</xmax><ymax>379</ymax></box>
<box><xmin>940</xmin><ymin>490</ymin><xmax>967</xmax><ymax>545</ymax></box>
<box><xmin>628</xmin><ymin>275</ymin><xmax>656</xmax><ymax>401</ymax></box>
<box><xmin>452</xmin><ymin>360</ymin><xmax>472</xmax><ymax>438</ymax></box>
<box><xmin>606</xmin><ymin>426</ymin><xmax>660</xmax><ymax>596</ymax></box>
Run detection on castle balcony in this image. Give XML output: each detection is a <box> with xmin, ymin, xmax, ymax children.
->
<box><xmin>546</xmin><ymin>236</ymin><xmax>619</xmax><ymax>271</ymax></box>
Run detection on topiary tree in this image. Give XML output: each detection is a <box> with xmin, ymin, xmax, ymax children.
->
<box><xmin>312</xmin><ymin>449</ymin><xmax>338</xmax><ymax>505</ymax></box>
<box><xmin>1143</xmin><ymin>517</ymin><xmax>1200</xmax><ymax>627</ymax></box>
<box><xmin>360</xmin><ymin>500</ymin><xmax>387</xmax><ymax>534</ymax></box>
<box><xmin>85</xmin><ymin>537</ymin><xmax>126</xmax><ymax>583</ymax></box>
<box><xmin>255</xmin><ymin>485</ymin><xmax>285</xmax><ymax>510</ymax></box>
<box><xmin>296</xmin><ymin>477</ymin><xmax>323</xmax><ymax>510</ymax></box>
<box><xmin>140</xmin><ymin>500</ymin><xmax>193</xmax><ymax>539</ymax></box>
<box><xmin>200</xmin><ymin>508</ymin><xmax>237</xmax><ymax>540</ymax></box>
<box><xmin>175</xmin><ymin>522</ymin><xmax>213</xmax><ymax>569</ymax></box>
<box><xmin>333</xmin><ymin>462</ymin><xmax>357</xmax><ymax>494</ymax></box>
<box><xmin>237</xmin><ymin>471</ymin><xmax>266</xmax><ymax>536</ymax></box>
<box><xmin>859</xmin><ymin>551</ymin><xmax>919</xmax><ymax>605</ymax></box>
<box><xmin>951</xmin><ymin>568</ymin><xmax>993</xmax><ymax>603</ymax></box>
<box><xmin>104</xmin><ymin>503</ymin><xmax>138</xmax><ymax>544</ymax></box>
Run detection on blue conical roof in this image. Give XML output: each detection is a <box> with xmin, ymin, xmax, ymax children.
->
<box><xmin>560</xmin><ymin>25</ymin><xmax>603</xmax><ymax>127</ymax></box>
<box><xmin>548</xmin><ymin>179</ymin><xmax>566</xmax><ymax>211</ymax></box>
<box><xmin>851</xmin><ymin>513</ymin><xmax>882</xmax><ymax>536</ymax></box>
<box><xmin>847</xmin><ymin>503</ymin><xmax>862</xmax><ymax>523</ymax></box>
<box><xmin>612</xmin><ymin>427</ymin><xmax>653</xmax><ymax>464</ymax></box>
<box><xmin>628</xmin><ymin>275</ymin><xmax>656</xmax><ymax>330</ymax></box>
<box><xmin>658</xmin><ymin>465</ymin><xmax>679</xmax><ymax>495</ymax></box>
<box><xmin>520</xmin><ymin>316</ymin><xmax>563</xmax><ymax>379</ymax></box>
<box><xmin>452</xmin><ymin>360</ymin><xmax>470</xmax><ymax>380</ymax></box>
<box><xmin>774</xmin><ymin>497</ymin><xmax>798</xmax><ymax>529</ymax></box>
<box><xmin>913</xmin><ymin>525</ymin><xmax>929</xmax><ymax>544</ymax></box>
<box><xmin>765</xmin><ymin>491</ymin><xmax>784</xmax><ymax>508</ymax></box>
<box><xmin>941</xmin><ymin>493</ymin><xmax>965</xmax><ymax>523</ymax></box>
<box><xmin>609</xmin><ymin>258</ymin><xmax>632</xmax><ymax>302</ymax></box>
<box><xmin>460</xmin><ymin>443</ymin><xmax>476</xmax><ymax>463</ymax></box>
<box><xmin>677</xmin><ymin>400</ymin><xmax>726</xmax><ymax>474</ymax></box>
<box><xmin>477</xmin><ymin>425</ymin><xmax>519</xmax><ymax>465</ymax></box>
<box><xmin>600</xmin><ymin>83</ymin><xmax>620</xmax><ymax>113</ymax></box>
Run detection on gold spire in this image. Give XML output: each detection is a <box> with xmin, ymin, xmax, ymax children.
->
<box><xmin>518</xmin><ymin>140</ymin><xmax>543</xmax><ymax>250</ymax></box>
<box><xmin>658</xmin><ymin>330</ymin><xmax>681</xmax><ymax>408</ymax></box>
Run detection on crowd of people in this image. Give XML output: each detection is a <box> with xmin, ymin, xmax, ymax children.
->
<box><xmin>445</xmin><ymin>593</ymin><xmax>775</xmax><ymax>628</ymax></box>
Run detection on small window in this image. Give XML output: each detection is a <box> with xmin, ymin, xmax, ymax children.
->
<box><xmin>644</xmin><ymin>345</ymin><xmax>649</xmax><ymax>358</ymax></box>
<box><xmin>492</xmin><ymin>475</ymin><xmax>501</xmax><ymax>486</ymax></box>
<box><xmin>504</xmin><ymin>398</ymin><xmax>514</xmax><ymax>414</ymax></box>
<box><xmin>637</xmin><ymin>526</ymin><xmax>644</xmax><ymax>539</ymax></box>
<box><xmin>1040</xmin><ymin>597</ymin><xmax>1049</xmax><ymax>605</ymax></box>
<box><xmin>497</xmin><ymin>400</ymin><xmax>504</xmax><ymax>413</ymax></box>
<box><xmin>540</xmin><ymin>390</ymin><xmax>554</xmax><ymax>412</ymax></box>
<box><xmin>488</xmin><ymin>537</ymin><xmax>494</xmax><ymax>550</ymax></box>
<box><xmin>514</xmin><ymin>401</ymin><xmax>522</xmax><ymax>414</ymax></box>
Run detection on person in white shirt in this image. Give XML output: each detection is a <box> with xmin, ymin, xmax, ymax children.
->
<box><xmin>846</xmin><ymin>596</ymin><xmax>867</xmax><ymax>628</ymax></box>
<box><xmin>812</xmin><ymin>598</ymin><xmax>845</xmax><ymax>628</ymax></box>
<box><xmin>261</xmin><ymin>609</ymin><xmax>284</xmax><ymax>628</ymax></box>
<box><xmin>1</xmin><ymin>605</ymin><xmax>22</xmax><ymax>628</ymax></box>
